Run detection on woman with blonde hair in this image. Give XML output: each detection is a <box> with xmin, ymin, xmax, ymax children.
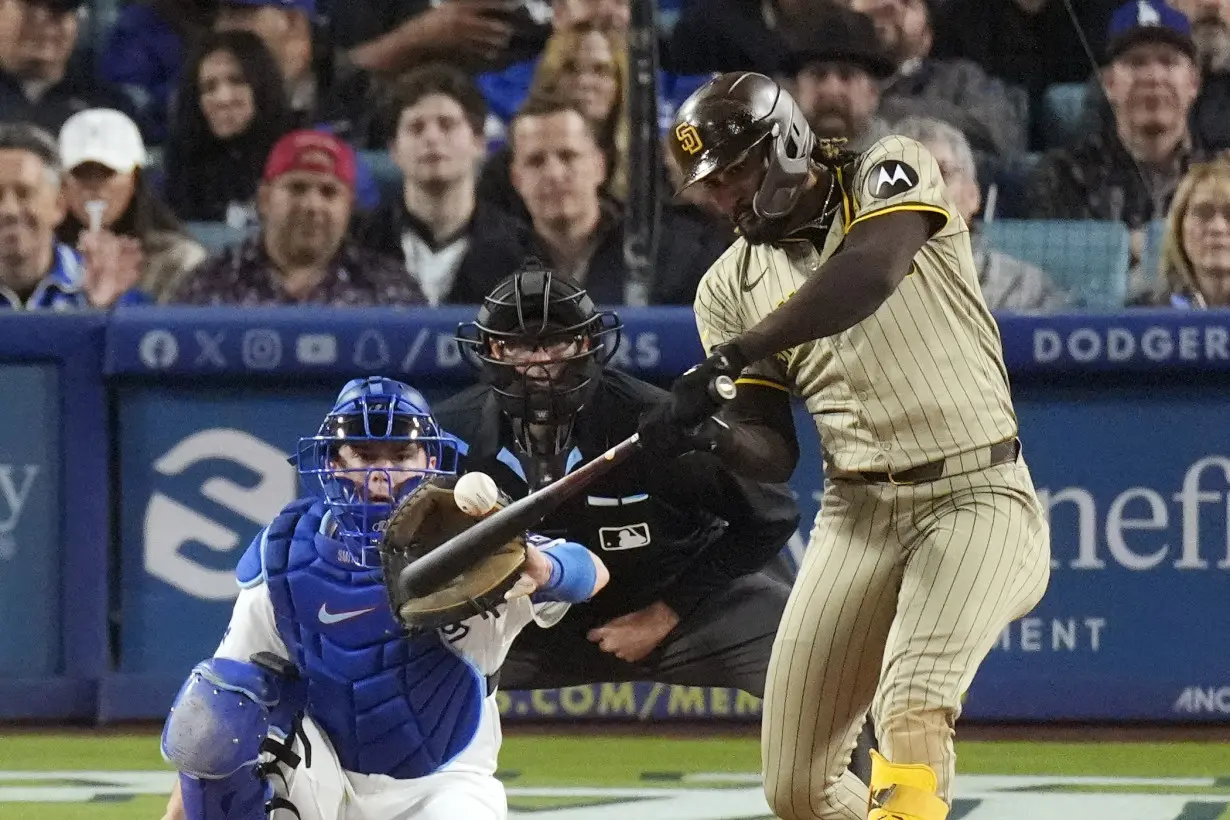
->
<box><xmin>1152</xmin><ymin>158</ymin><xmax>1230</xmax><ymax>308</ymax></box>
<box><xmin>479</xmin><ymin>26</ymin><xmax>633</xmax><ymax>221</ymax></box>
<box><xmin>530</xmin><ymin>25</ymin><xmax>631</xmax><ymax>202</ymax></box>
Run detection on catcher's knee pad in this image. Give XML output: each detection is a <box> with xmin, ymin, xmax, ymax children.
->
<box><xmin>866</xmin><ymin>750</ymin><xmax>949</xmax><ymax>820</ymax></box>
<box><xmin>163</xmin><ymin>654</ymin><xmax>308</xmax><ymax>820</ymax></box>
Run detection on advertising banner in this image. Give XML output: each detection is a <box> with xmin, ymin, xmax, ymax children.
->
<box><xmin>779</xmin><ymin>385</ymin><xmax>1230</xmax><ymax>722</ymax></box>
<box><xmin>75</xmin><ymin>306</ymin><xmax>1230</xmax><ymax>721</ymax></box>
<box><xmin>104</xmin><ymin>307</ymin><xmax>1230</xmax><ymax>380</ymax></box>
<box><xmin>0</xmin><ymin>365</ymin><xmax>60</xmax><ymax>679</ymax></box>
<box><xmin>109</xmin><ymin>382</ymin><xmax>1230</xmax><ymax>722</ymax></box>
<box><xmin>117</xmin><ymin>387</ymin><xmax>337</xmax><ymax>678</ymax></box>
<box><xmin>113</xmin><ymin>386</ymin><xmax>456</xmax><ymax>684</ymax></box>
<box><xmin>968</xmin><ymin>386</ymin><xmax>1230</xmax><ymax>721</ymax></box>
<box><xmin>105</xmin><ymin>306</ymin><xmax>686</xmax><ymax>383</ymax></box>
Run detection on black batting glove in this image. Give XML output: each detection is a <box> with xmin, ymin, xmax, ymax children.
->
<box><xmin>669</xmin><ymin>342</ymin><xmax>748</xmax><ymax>427</ymax></box>
<box><xmin>637</xmin><ymin>404</ymin><xmax>732</xmax><ymax>459</ymax></box>
<box><xmin>635</xmin><ymin>341</ymin><xmax>746</xmax><ymax>458</ymax></box>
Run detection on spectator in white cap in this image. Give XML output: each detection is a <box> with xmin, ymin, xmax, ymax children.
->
<box><xmin>0</xmin><ymin>122</ymin><xmax>146</xmax><ymax>309</ymax></box>
<box><xmin>56</xmin><ymin>108</ymin><xmax>206</xmax><ymax>302</ymax></box>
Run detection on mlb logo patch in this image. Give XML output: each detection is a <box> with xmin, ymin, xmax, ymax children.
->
<box><xmin>598</xmin><ymin>523</ymin><xmax>651</xmax><ymax>551</ymax></box>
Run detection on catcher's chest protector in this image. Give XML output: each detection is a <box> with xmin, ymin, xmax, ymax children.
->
<box><xmin>261</xmin><ymin>499</ymin><xmax>485</xmax><ymax>780</ymax></box>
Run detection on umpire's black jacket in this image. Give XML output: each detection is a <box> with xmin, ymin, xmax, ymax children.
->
<box><xmin>432</xmin><ymin>369</ymin><xmax>800</xmax><ymax>622</ymax></box>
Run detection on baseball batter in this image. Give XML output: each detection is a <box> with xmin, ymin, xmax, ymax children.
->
<box><xmin>641</xmin><ymin>72</ymin><xmax>1052</xmax><ymax>820</ymax></box>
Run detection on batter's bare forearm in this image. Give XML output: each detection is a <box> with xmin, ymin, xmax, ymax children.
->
<box><xmin>711</xmin><ymin>384</ymin><xmax>799</xmax><ymax>482</ymax></box>
<box><xmin>714</xmin><ymin>421</ymin><xmax>798</xmax><ymax>483</ymax></box>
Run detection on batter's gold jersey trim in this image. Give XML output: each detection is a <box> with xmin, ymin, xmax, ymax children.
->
<box><xmin>836</xmin><ymin>168</ymin><xmax>853</xmax><ymax>227</ymax></box>
<box><xmin>847</xmin><ymin>203</ymin><xmax>951</xmax><ymax>232</ymax></box>
<box><xmin>735</xmin><ymin>377</ymin><xmax>791</xmax><ymax>392</ymax></box>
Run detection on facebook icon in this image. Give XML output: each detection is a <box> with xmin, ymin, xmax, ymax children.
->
<box><xmin>139</xmin><ymin>330</ymin><xmax>179</xmax><ymax>370</ymax></box>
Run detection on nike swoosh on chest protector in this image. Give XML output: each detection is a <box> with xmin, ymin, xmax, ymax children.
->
<box><xmin>318</xmin><ymin>603</ymin><xmax>377</xmax><ymax>624</ymax></box>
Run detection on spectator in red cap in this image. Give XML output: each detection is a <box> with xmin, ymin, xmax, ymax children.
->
<box><xmin>168</xmin><ymin>129</ymin><xmax>424</xmax><ymax>306</ymax></box>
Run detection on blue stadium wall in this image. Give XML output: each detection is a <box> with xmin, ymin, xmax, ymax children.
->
<box><xmin>0</xmin><ymin>306</ymin><xmax>1228</xmax><ymax>725</ymax></box>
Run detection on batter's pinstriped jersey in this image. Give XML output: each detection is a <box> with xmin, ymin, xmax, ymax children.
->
<box><xmin>694</xmin><ymin>135</ymin><xmax>1018</xmax><ymax>475</ymax></box>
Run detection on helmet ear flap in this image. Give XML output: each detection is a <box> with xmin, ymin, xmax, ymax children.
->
<box><xmin>753</xmin><ymin>94</ymin><xmax>815</xmax><ymax>220</ymax></box>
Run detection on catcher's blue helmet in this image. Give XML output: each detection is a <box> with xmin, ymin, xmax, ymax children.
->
<box><xmin>296</xmin><ymin>377</ymin><xmax>458</xmax><ymax>567</ymax></box>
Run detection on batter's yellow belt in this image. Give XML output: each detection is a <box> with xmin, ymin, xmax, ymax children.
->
<box><xmin>853</xmin><ymin>438</ymin><xmax>1020</xmax><ymax>486</ymax></box>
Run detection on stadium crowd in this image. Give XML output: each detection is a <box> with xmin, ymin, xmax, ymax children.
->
<box><xmin>0</xmin><ymin>0</ymin><xmax>1228</xmax><ymax>312</ymax></box>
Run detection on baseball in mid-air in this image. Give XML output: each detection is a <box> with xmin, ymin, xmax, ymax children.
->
<box><xmin>454</xmin><ymin>472</ymin><xmax>500</xmax><ymax>516</ymax></box>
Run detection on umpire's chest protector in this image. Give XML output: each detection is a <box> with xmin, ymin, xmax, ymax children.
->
<box><xmin>257</xmin><ymin>499</ymin><xmax>485</xmax><ymax>780</ymax></box>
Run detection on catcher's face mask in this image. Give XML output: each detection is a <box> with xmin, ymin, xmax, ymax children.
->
<box><xmin>297</xmin><ymin>377</ymin><xmax>459</xmax><ymax>568</ymax></box>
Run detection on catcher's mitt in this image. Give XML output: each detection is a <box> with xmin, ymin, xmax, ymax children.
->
<box><xmin>379</xmin><ymin>474</ymin><xmax>527</xmax><ymax>633</ymax></box>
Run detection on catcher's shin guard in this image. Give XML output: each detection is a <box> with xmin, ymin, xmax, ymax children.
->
<box><xmin>866</xmin><ymin>751</ymin><xmax>949</xmax><ymax>820</ymax></box>
<box><xmin>178</xmin><ymin>770</ymin><xmax>268</xmax><ymax>820</ymax></box>
<box><xmin>177</xmin><ymin>728</ymin><xmax>307</xmax><ymax>820</ymax></box>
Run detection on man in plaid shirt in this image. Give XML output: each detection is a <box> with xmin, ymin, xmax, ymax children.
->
<box><xmin>170</xmin><ymin>130</ymin><xmax>424</xmax><ymax>307</ymax></box>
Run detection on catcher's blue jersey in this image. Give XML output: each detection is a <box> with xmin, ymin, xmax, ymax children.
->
<box><xmin>235</xmin><ymin>498</ymin><xmax>486</xmax><ymax>780</ymax></box>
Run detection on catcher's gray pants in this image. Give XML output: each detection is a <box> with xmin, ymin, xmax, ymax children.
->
<box><xmin>500</xmin><ymin>571</ymin><xmax>877</xmax><ymax>783</ymax></box>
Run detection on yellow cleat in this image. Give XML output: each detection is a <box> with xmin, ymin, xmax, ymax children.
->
<box><xmin>866</xmin><ymin>750</ymin><xmax>950</xmax><ymax>820</ymax></box>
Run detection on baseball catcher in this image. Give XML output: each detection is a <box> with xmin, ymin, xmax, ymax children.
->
<box><xmin>158</xmin><ymin>376</ymin><xmax>608</xmax><ymax>820</ymax></box>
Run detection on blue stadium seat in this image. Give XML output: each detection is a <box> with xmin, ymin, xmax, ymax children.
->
<box><xmin>1138</xmin><ymin>218</ymin><xmax>1167</xmax><ymax>290</ymax></box>
<box><xmin>185</xmin><ymin>222</ymin><xmax>253</xmax><ymax>254</ymax></box>
<box><xmin>978</xmin><ymin>152</ymin><xmax>1041</xmax><ymax>219</ymax></box>
<box><xmin>358</xmin><ymin>151</ymin><xmax>403</xmax><ymax>206</ymax></box>
<box><xmin>1041</xmin><ymin>82</ymin><xmax>1094</xmax><ymax>149</ymax></box>
<box><xmin>980</xmin><ymin>219</ymin><xmax>1131</xmax><ymax>310</ymax></box>
<box><xmin>87</xmin><ymin>0</ymin><xmax>121</xmax><ymax>59</ymax></box>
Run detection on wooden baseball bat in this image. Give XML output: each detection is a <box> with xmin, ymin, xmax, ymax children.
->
<box><xmin>397</xmin><ymin>375</ymin><xmax>738</xmax><ymax>599</ymax></box>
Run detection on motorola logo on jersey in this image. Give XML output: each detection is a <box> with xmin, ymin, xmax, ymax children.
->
<box><xmin>868</xmin><ymin>160</ymin><xmax>919</xmax><ymax>199</ymax></box>
<box><xmin>143</xmin><ymin>428</ymin><xmax>297</xmax><ymax>600</ymax></box>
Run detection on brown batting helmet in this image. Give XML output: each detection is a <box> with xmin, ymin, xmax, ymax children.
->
<box><xmin>668</xmin><ymin>71</ymin><xmax>815</xmax><ymax>222</ymax></box>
